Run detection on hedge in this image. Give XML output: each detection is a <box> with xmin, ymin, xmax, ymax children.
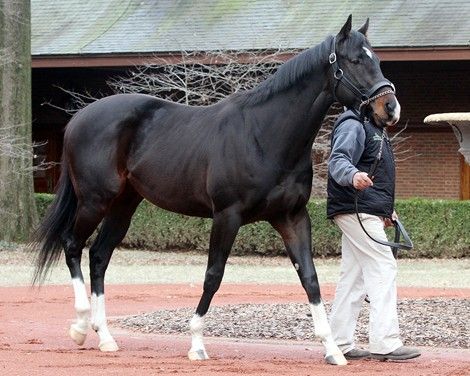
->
<box><xmin>35</xmin><ymin>194</ymin><xmax>469</xmax><ymax>258</ymax></box>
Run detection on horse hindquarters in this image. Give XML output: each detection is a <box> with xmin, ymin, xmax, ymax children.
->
<box><xmin>63</xmin><ymin>145</ymin><xmax>143</xmax><ymax>349</ymax></box>
<box><xmin>34</xmin><ymin>97</ymin><xmax>144</xmax><ymax>350</ymax></box>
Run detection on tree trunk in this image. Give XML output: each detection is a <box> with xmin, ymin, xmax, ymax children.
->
<box><xmin>0</xmin><ymin>0</ymin><xmax>37</xmax><ymax>242</ymax></box>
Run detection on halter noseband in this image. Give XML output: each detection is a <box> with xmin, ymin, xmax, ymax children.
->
<box><xmin>328</xmin><ymin>36</ymin><xmax>395</xmax><ymax>113</ymax></box>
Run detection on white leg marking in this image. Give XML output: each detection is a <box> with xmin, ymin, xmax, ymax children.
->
<box><xmin>310</xmin><ymin>302</ymin><xmax>347</xmax><ymax>366</ymax></box>
<box><xmin>69</xmin><ymin>278</ymin><xmax>90</xmax><ymax>346</ymax></box>
<box><xmin>188</xmin><ymin>314</ymin><xmax>209</xmax><ymax>360</ymax></box>
<box><xmin>91</xmin><ymin>293</ymin><xmax>119</xmax><ymax>352</ymax></box>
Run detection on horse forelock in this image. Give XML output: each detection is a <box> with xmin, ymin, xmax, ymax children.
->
<box><xmin>235</xmin><ymin>36</ymin><xmax>333</xmax><ymax>106</ymax></box>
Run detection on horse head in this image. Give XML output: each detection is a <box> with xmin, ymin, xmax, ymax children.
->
<box><xmin>330</xmin><ymin>15</ymin><xmax>400</xmax><ymax>127</ymax></box>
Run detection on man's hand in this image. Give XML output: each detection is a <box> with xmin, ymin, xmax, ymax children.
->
<box><xmin>353</xmin><ymin>171</ymin><xmax>373</xmax><ymax>191</ymax></box>
<box><xmin>383</xmin><ymin>211</ymin><xmax>398</xmax><ymax>227</ymax></box>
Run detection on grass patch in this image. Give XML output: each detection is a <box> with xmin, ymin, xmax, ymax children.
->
<box><xmin>35</xmin><ymin>194</ymin><xmax>470</xmax><ymax>258</ymax></box>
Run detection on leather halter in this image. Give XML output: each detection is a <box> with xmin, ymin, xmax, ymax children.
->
<box><xmin>328</xmin><ymin>36</ymin><xmax>395</xmax><ymax>113</ymax></box>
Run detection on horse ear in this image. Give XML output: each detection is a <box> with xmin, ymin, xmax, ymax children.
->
<box><xmin>358</xmin><ymin>18</ymin><xmax>369</xmax><ymax>37</ymax></box>
<box><xmin>338</xmin><ymin>14</ymin><xmax>352</xmax><ymax>39</ymax></box>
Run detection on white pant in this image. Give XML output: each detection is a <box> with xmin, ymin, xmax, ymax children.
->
<box><xmin>329</xmin><ymin>213</ymin><xmax>403</xmax><ymax>354</ymax></box>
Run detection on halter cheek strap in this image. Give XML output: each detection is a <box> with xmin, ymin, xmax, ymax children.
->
<box><xmin>328</xmin><ymin>36</ymin><xmax>396</xmax><ymax>112</ymax></box>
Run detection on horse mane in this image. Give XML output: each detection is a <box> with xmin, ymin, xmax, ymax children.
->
<box><xmin>234</xmin><ymin>36</ymin><xmax>333</xmax><ymax>106</ymax></box>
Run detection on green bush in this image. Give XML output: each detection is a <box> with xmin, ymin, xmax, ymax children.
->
<box><xmin>35</xmin><ymin>194</ymin><xmax>469</xmax><ymax>258</ymax></box>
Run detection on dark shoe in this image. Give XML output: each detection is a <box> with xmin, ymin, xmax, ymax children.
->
<box><xmin>371</xmin><ymin>346</ymin><xmax>421</xmax><ymax>361</ymax></box>
<box><xmin>344</xmin><ymin>348</ymin><xmax>371</xmax><ymax>360</ymax></box>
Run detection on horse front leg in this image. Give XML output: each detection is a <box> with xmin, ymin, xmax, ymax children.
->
<box><xmin>188</xmin><ymin>208</ymin><xmax>241</xmax><ymax>360</ymax></box>
<box><xmin>270</xmin><ymin>208</ymin><xmax>347</xmax><ymax>366</ymax></box>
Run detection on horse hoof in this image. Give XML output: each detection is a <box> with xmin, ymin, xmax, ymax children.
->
<box><xmin>99</xmin><ymin>340</ymin><xmax>119</xmax><ymax>352</ymax></box>
<box><xmin>69</xmin><ymin>325</ymin><xmax>87</xmax><ymax>346</ymax></box>
<box><xmin>188</xmin><ymin>349</ymin><xmax>209</xmax><ymax>361</ymax></box>
<box><xmin>325</xmin><ymin>352</ymin><xmax>348</xmax><ymax>366</ymax></box>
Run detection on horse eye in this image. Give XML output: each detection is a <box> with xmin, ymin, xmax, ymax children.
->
<box><xmin>350</xmin><ymin>58</ymin><xmax>360</xmax><ymax>64</ymax></box>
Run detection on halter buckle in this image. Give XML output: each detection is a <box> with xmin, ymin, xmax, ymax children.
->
<box><xmin>329</xmin><ymin>52</ymin><xmax>337</xmax><ymax>64</ymax></box>
<box><xmin>333</xmin><ymin>68</ymin><xmax>343</xmax><ymax>79</ymax></box>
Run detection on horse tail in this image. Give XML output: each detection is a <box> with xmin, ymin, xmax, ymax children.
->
<box><xmin>32</xmin><ymin>161</ymin><xmax>77</xmax><ymax>284</ymax></box>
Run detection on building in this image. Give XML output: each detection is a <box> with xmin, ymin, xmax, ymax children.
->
<box><xmin>31</xmin><ymin>0</ymin><xmax>470</xmax><ymax>198</ymax></box>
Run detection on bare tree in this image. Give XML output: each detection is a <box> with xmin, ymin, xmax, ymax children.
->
<box><xmin>389</xmin><ymin>121</ymin><xmax>416</xmax><ymax>163</ymax></box>
<box><xmin>0</xmin><ymin>1</ymin><xmax>37</xmax><ymax>241</ymax></box>
<box><xmin>108</xmin><ymin>49</ymin><xmax>293</xmax><ymax>105</ymax></box>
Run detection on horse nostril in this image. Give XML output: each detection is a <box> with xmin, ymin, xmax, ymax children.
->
<box><xmin>386</xmin><ymin>101</ymin><xmax>395</xmax><ymax>113</ymax></box>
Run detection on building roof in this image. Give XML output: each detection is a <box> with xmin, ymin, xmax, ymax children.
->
<box><xmin>32</xmin><ymin>0</ymin><xmax>470</xmax><ymax>58</ymax></box>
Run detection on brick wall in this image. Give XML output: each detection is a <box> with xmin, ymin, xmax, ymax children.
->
<box><xmin>383</xmin><ymin>60</ymin><xmax>469</xmax><ymax>200</ymax></box>
<box><xmin>394</xmin><ymin>130</ymin><xmax>461</xmax><ymax>199</ymax></box>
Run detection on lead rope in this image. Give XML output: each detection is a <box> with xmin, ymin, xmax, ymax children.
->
<box><xmin>353</xmin><ymin>127</ymin><xmax>413</xmax><ymax>253</ymax></box>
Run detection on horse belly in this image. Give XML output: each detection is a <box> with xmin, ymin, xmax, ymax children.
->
<box><xmin>128</xmin><ymin>169</ymin><xmax>213</xmax><ymax>218</ymax></box>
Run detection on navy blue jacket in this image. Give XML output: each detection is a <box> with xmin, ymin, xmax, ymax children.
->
<box><xmin>327</xmin><ymin>110</ymin><xmax>396</xmax><ymax>219</ymax></box>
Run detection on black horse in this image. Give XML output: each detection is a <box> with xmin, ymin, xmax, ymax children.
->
<box><xmin>32</xmin><ymin>16</ymin><xmax>400</xmax><ymax>365</ymax></box>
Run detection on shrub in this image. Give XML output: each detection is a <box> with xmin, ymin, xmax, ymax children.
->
<box><xmin>35</xmin><ymin>194</ymin><xmax>469</xmax><ymax>258</ymax></box>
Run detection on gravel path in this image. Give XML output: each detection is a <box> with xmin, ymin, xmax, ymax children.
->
<box><xmin>116</xmin><ymin>298</ymin><xmax>469</xmax><ymax>349</ymax></box>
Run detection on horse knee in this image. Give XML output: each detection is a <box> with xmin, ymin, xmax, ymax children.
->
<box><xmin>300</xmin><ymin>275</ymin><xmax>321</xmax><ymax>304</ymax></box>
<box><xmin>203</xmin><ymin>268</ymin><xmax>224</xmax><ymax>293</ymax></box>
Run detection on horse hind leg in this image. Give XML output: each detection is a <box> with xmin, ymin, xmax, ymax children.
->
<box><xmin>69</xmin><ymin>278</ymin><xmax>89</xmax><ymax>346</ymax></box>
<box><xmin>64</xmin><ymin>201</ymin><xmax>107</xmax><ymax>347</ymax></box>
<box><xmin>188</xmin><ymin>208</ymin><xmax>241</xmax><ymax>360</ymax></box>
<box><xmin>89</xmin><ymin>187</ymin><xmax>142</xmax><ymax>352</ymax></box>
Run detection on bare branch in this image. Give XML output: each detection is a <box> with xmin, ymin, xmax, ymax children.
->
<box><xmin>389</xmin><ymin>120</ymin><xmax>418</xmax><ymax>163</ymax></box>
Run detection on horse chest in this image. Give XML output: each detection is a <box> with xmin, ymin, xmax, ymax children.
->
<box><xmin>259</xmin><ymin>175</ymin><xmax>311</xmax><ymax>216</ymax></box>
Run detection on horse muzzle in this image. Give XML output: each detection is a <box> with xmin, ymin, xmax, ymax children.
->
<box><xmin>365</xmin><ymin>83</ymin><xmax>400</xmax><ymax>127</ymax></box>
<box><xmin>378</xmin><ymin>96</ymin><xmax>401</xmax><ymax>126</ymax></box>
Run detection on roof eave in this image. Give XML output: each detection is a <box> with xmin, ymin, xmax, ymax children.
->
<box><xmin>375</xmin><ymin>46</ymin><xmax>470</xmax><ymax>61</ymax></box>
<box><xmin>31</xmin><ymin>46</ymin><xmax>470</xmax><ymax>68</ymax></box>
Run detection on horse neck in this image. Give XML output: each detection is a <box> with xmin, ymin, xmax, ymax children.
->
<box><xmin>252</xmin><ymin>59</ymin><xmax>334</xmax><ymax>165</ymax></box>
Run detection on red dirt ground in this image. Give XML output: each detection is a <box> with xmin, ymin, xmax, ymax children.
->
<box><xmin>0</xmin><ymin>283</ymin><xmax>469</xmax><ymax>376</ymax></box>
